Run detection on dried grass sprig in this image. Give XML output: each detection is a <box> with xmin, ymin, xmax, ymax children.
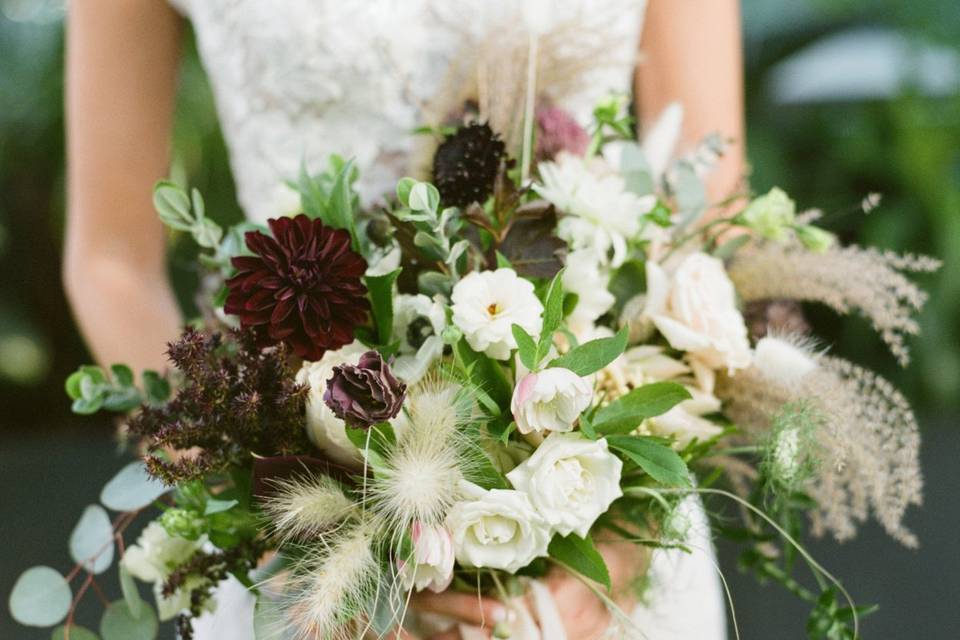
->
<box><xmin>728</xmin><ymin>242</ymin><xmax>940</xmax><ymax>365</ymax></box>
<box><xmin>719</xmin><ymin>355</ymin><xmax>923</xmax><ymax>547</ymax></box>
<box><xmin>263</xmin><ymin>474</ymin><xmax>358</xmax><ymax>543</ymax></box>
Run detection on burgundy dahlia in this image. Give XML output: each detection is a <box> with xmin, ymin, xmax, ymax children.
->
<box><xmin>224</xmin><ymin>215</ymin><xmax>369</xmax><ymax>360</ymax></box>
<box><xmin>323</xmin><ymin>350</ymin><xmax>406</xmax><ymax>429</ymax></box>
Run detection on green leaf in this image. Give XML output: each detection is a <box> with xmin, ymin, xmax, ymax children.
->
<box><xmin>606</xmin><ymin>435</ymin><xmax>691</xmax><ymax>487</ymax></box>
<box><xmin>329</xmin><ymin>159</ymin><xmax>360</xmax><ymax>247</ymax></box>
<box><xmin>152</xmin><ymin>182</ymin><xmax>192</xmax><ymax>231</ymax></box>
<box><xmin>100</xmin><ymin>462</ymin><xmax>169</xmax><ymax>512</ymax></box>
<box><xmin>204</xmin><ymin>499</ymin><xmax>239</xmax><ymax>516</ymax></box>
<box><xmin>118</xmin><ymin>564</ymin><xmax>142</xmax><ymax>621</ymax></box>
<box><xmin>109</xmin><ymin>365</ymin><xmax>134</xmax><ymax>387</ymax></box>
<box><xmin>495</xmin><ymin>251</ymin><xmax>513</xmax><ymax>269</ymax></box>
<box><xmin>69</xmin><ymin>505</ymin><xmax>114</xmax><ymax>574</ymax></box>
<box><xmin>548</xmin><ymin>327</ymin><xmax>628</xmax><ymax>376</ymax></box>
<box><xmin>455</xmin><ymin>339</ymin><xmax>513</xmax><ymax>408</ymax></box>
<box><xmin>52</xmin><ymin>625</ymin><xmax>99</xmax><ymax>640</ymax></box>
<box><xmin>297</xmin><ymin>161</ymin><xmax>328</xmax><ymax>220</ymax></box>
<box><xmin>608</xmin><ymin>260</ymin><xmax>645</xmax><ymax>312</ymax></box>
<box><xmin>253</xmin><ymin>598</ymin><xmax>284</xmax><ymax>640</ymax></box>
<box><xmin>65</xmin><ymin>370</ymin><xmax>85</xmax><ymax>400</ymax></box>
<box><xmin>395</xmin><ymin>177</ymin><xmax>416</xmax><ymax>207</ymax></box>
<box><xmin>512</xmin><ymin>324</ymin><xmax>538</xmax><ymax>371</ymax></box>
<box><xmin>540</xmin><ymin>270</ymin><xmax>565</xmax><ymax>339</ymax></box>
<box><xmin>72</xmin><ymin>396</ymin><xmax>104</xmax><ymax>416</ymax></box>
<box><xmin>364</xmin><ymin>268</ymin><xmax>402</xmax><ymax>345</ymax></box>
<box><xmin>141</xmin><ymin>371</ymin><xmax>170</xmax><ymax>406</ymax></box>
<box><xmin>593</xmin><ymin>382</ymin><xmax>692</xmax><ymax>435</ymax></box>
<box><xmin>579</xmin><ymin>413</ymin><xmax>598</xmax><ymax>440</ymax></box>
<box><xmin>100</xmin><ymin>601</ymin><xmax>158</xmax><ymax>640</ymax></box>
<box><xmin>408</xmin><ymin>181</ymin><xmax>440</xmax><ymax>213</ymax></box>
<box><xmin>712</xmin><ymin>233</ymin><xmax>751</xmax><ymax>261</ymax></box>
<box><xmin>9</xmin><ymin>566</ymin><xmax>72</xmax><ymax>627</ymax></box>
<box><xmin>548</xmin><ymin>534</ymin><xmax>611</xmax><ymax>590</ymax></box>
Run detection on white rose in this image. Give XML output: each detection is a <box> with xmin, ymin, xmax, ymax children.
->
<box><xmin>295</xmin><ymin>341</ymin><xmax>372</xmax><ymax>466</ymax></box>
<box><xmin>451</xmin><ymin>269</ymin><xmax>543</xmax><ymax>361</ymax></box>
<box><xmin>392</xmin><ymin>294</ymin><xmax>447</xmax><ymax>384</ymax></box>
<box><xmin>562</xmin><ymin>249</ymin><xmax>615</xmax><ymax>340</ymax></box>
<box><xmin>511</xmin><ymin>368</ymin><xmax>593</xmax><ymax>435</ymax></box>
<box><xmin>535</xmin><ymin>153</ymin><xmax>655</xmax><ymax>266</ymax></box>
<box><xmin>398</xmin><ymin>522</ymin><xmax>455</xmax><ymax>593</ymax></box>
<box><xmin>507</xmin><ymin>433</ymin><xmax>623</xmax><ymax>537</ymax></box>
<box><xmin>644</xmin><ymin>253</ymin><xmax>752</xmax><ymax>372</ymax></box>
<box><xmin>446</xmin><ymin>482</ymin><xmax>551</xmax><ymax>572</ymax></box>
<box><xmin>122</xmin><ymin>522</ymin><xmax>203</xmax><ymax>584</ymax></box>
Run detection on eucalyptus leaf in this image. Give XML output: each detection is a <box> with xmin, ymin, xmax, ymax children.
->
<box><xmin>607</xmin><ymin>435</ymin><xmax>691</xmax><ymax>487</ymax></box>
<box><xmin>204</xmin><ymin>498</ymin><xmax>239</xmax><ymax>516</ymax></box>
<box><xmin>9</xmin><ymin>566</ymin><xmax>72</xmax><ymax>627</ymax></box>
<box><xmin>118</xmin><ymin>564</ymin><xmax>142</xmax><ymax>621</ymax></box>
<box><xmin>100</xmin><ymin>462</ymin><xmax>169</xmax><ymax>512</ymax></box>
<box><xmin>52</xmin><ymin>625</ymin><xmax>99</xmax><ymax>640</ymax></box>
<box><xmin>548</xmin><ymin>327</ymin><xmax>628</xmax><ymax>376</ymax></box>
<box><xmin>547</xmin><ymin>533</ymin><xmax>611</xmax><ymax>590</ymax></box>
<box><xmin>100</xmin><ymin>601</ymin><xmax>157</xmax><ymax>640</ymax></box>
<box><xmin>69</xmin><ymin>505</ymin><xmax>114</xmax><ymax>574</ymax></box>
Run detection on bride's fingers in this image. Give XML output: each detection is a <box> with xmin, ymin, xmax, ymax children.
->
<box><xmin>412</xmin><ymin>591</ymin><xmax>506</xmax><ymax>627</ymax></box>
<box><xmin>428</xmin><ymin>625</ymin><xmax>492</xmax><ymax>640</ymax></box>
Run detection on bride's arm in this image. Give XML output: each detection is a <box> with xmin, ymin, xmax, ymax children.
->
<box><xmin>636</xmin><ymin>0</ymin><xmax>746</xmax><ymax>205</ymax></box>
<box><xmin>64</xmin><ymin>0</ymin><xmax>184</xmax><ymax>372</ymax></box>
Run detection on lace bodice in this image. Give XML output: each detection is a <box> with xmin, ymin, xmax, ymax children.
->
<box><xmin>170</xmin><ymin>0</ymin><xmax>647</xmax><ymax>223</ymax></box>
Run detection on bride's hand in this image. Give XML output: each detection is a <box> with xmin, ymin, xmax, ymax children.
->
<box><xmin>411</xmin><ymin>539</ymin><xmax>647</xmax><ymax>640</ymax></box>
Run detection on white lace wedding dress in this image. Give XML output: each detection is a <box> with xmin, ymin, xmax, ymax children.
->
<box><xmin>168</xmin><ymin>1</ymin><xmax>727</xmax><ymax>638</ymax></box>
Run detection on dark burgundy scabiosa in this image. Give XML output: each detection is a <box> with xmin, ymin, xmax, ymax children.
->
<box><xmin>433</xmin><ymin>122</ymin><xmax>506</xmax><ymax>207</ymax></box>
<box><xmin>224</xmin><ymin>214</ymin><xmax>369</xmax><ymax>360</ymax></box>
<box><xmin>324</xmin><ymin>350</ymin><xmax>406</xmax><ymax>429</ymax></box>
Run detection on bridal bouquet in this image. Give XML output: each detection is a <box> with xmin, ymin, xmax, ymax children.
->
<box><xmin>9</xmin><ymin>96</ymin><xmax>937</xmax><ymax>640</ymax></box>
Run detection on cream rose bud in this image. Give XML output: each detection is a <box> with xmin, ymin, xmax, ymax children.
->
<box><xmin>451</xmin><ymin>268</ymin><xmax>543</xmax><ymax>360</ymax></box>
<box><xmin>446</xmin><ymin>482</ymin><xmax>551</xmax><ymax>572</ymax></box>
<box><xmin>511</xmin><ymin>368</ymin><xmax>593</xmax><ymax>435</ymax></box>
<box><xmin>398</xmin><ymin>523</ymin><xmax>455</xmax><ymax>593</ymax></box>
<box><xmin>296</xmin><ymin>341</ymin><xmax>370</xmax><ymax>466</ymax></box>
<box><xmin>644</xmin><ymin>253</ymin><xmax>752</xmax><ymax>373</ymax></box>
<box><xmin>506</xmin><ymin>433</ymin><xmax>623</xmax><ymax>537</ymax></box>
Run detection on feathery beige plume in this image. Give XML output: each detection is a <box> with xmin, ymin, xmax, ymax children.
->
<box><xmin>262</xmin><ymin>474</ymin><xmax>357</xmax><ymax>543</ymax></box>
<box><xmin>728</xmin><ymin>242</ymin><xmax>939</xmax><ymax>365</ymax></box>
<box><xmin>719</xmin><ymin>351</ymin><xmax>922</xmax><ymax>547</ymax></box>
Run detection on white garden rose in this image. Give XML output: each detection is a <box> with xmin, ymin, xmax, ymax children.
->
<box><xmin>644</xmin><ymin>253</ymin><xmax>752</xmax><ymax>372</ymax></box>
<box><xmin>535</xmin><ymin>152</ymin><xmax>655</xmax><ymax>267</ymax></box>
<box><xmin>296</xmin><ymin>341</ymin><xmax>372</xmax><ymax>466</ymax></box>
<box><xmin>506</xmin><ymin>433</ymin><xmax>623</xmax><ymax>537</ymax></box>
<box><xmin>391</xmin><ymin>293</ymin><xmax>447</xmax><ymax>384</ymax></box>
<box><xmin>562</xmin><ymin>249</ymin><xmax>615</xmax><ymax>340</ymax></box>
<box><xmin>446</xmin><ymin>482</ymin><xmax>551</xmax><ymax>572</ymax></box>
<box><xmin>451</xmin><ymin>269</ymin><xmax>543</xmax><ymax>360</ymax></box>
<box><xmin>398</xmin><ymin>522</ymin><xmax>455</xmax><ymax>593</ymax></box>
<box><xmin>511</xmin><ymin>368</ymin><xmax>593</xmax><ymax>435</ymax></box>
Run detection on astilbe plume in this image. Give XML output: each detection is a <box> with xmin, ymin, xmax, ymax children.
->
<box><xmin>718</xmin><ymin>354</ymin><xmax>923</xmax><ymax>546</ymax></box>
<box><xmin>728</xmin><ymin>242</ymin><xmax>940</xmax><ymax>365</ymax></box>
<box><xmin>129</xmin><ymin>327</ymin><xmax>311</xmax><ymax>484</ymax></box>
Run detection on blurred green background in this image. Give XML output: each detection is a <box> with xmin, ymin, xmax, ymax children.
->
<box><xmin>1</xmin><ymin>0</ymin><xmax>957</xmax><ymax>638</ymax></box>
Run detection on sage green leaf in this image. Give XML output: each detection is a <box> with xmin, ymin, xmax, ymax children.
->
<box><xmin>141</xmin><ymin>371</ymin><xmax>170</xmax><ymax>406</ymax></box>
<box><xmin>109</xmin><ymin>364</ymin><xmax>134</xmax><ymax>387</ymax></box>
<box><xmin>408</xmin><ymin>181</ymin><xmax>440</xmax><ymax>213</ymax></box>
<box><xmin>512</xmin><ymin>324</ymin><xmax>538</xmax><ymax>371</ymax></box>
<box><xmin>52</xmin><ymin>625</ymin><xmax>99</xmax><ymax>640</ymax></box>
<box><xmin>9</xmin><ymin>566</ymin><xmax>72</xmax><ymax>627</ymax></box>
<box><xmin>548</xmin><ymin>327</ymin><xmax>628</xmax><ymax>376</ymax></box>
<box><xmin>540</xmin><ymin>270</ymin><xmax>566</xmax><ymax>339</ymax></box>
<box><xmin>593</xmin><ymin>382</ymin><xmax>692</xmax><ymax>435</ymax></box>
<box><xmin>100</xmin><ymin>462</ymin><xmax>169</xmax><ymax>512</ymax></box>
<box><xmin>364</xmin><ymin>268</ymin><xmax>402</xmax><ymax>345</ymax></box>
<box><xmin>72</xmin><ymin>396</ymin><xmax>104</xmax><ymax>416</ymax></box>
<box><xmin>608</xmin><ymin>260</ymin><xmax>645</xmax><ymax>312</ymax></box>
<box><xmin>548</xmin><ymin>533</ymin><xmax>611</xmax><ymax>590</ymax></box>
<box><xmin>329</xmin><ymin>159</ymin><xmax>359</xmax><ymax>248</ymax></box>
<box><xmin>152</xmin><ymin>182</ymin><xmax>193</xmax><ymax>231</ymax></box>
<box><xmin>118</xmin><ymin>564</ymin><xmax>142</xmax><ymax>621</ymax></box>
<box><xmin>455</xmin><ymin>339</ymin><xmax>512</xmax><ymax>407</ymax></box>
<box><xmin>69</xmin><ymin>505</ymin><xmax>114</xmax><ymax>574</ymax></box>
<box><xmin>607</xmin><ymin>435</ymin><xmax>691</xmax><ymax>487</ymax></box>
<box><xmin>100</xmin><ymin>601</ymin><xmax>157</xmax><ymax>640</ymax></box>
<box><xmin>203</xmin><ymin>499</ymin><xmax>239</xmax><ymax>516</ymax></box>
<box><xmin>395</xmin><ymin>177</ymin><xmax>416</xmax><ymax>207</ymax></box>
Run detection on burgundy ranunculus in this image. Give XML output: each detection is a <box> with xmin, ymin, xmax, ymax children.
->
<box><xmin>323</xmin><ymin>350</ymin><xmax>406</xmax><ymax>429</ymax></box>
<box><xmin>224</xmin><ymin>215</ymin><xmax>369</xmax><ymax>360</ymax></box>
